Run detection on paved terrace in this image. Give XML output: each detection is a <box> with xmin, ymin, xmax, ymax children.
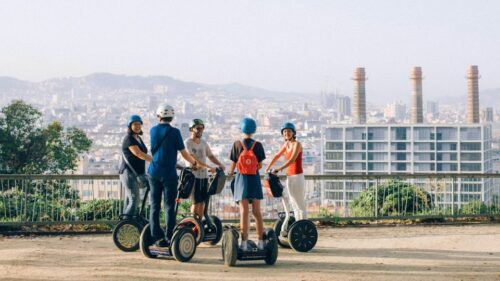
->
<box><xmin>0</xmin><ymin>224</ymin><xmax>499</xmax><ymax>281</ymax></box>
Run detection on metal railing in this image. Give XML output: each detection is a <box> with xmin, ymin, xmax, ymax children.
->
<box><xmin>0</xmin><ymin>173</ymin><xmax>499</xmax><ymax>226</ymax></box>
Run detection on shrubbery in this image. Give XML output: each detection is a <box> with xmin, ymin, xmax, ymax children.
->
<box><xmin>350</xmin><ymin>180</ymin><xmax>433</xmax><ymax>217</ymax></box>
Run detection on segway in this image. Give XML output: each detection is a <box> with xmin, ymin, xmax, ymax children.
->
<box><xmin>139</xmin><ymin>168</ymin><xmax>198</xmax><ymax>262</ymax></box>
<box><xmin>221</xmin><ymin>175</ymin><xmax>278</xmax><ymax>266</ymax></box>
<box><xmin>266</xmin><ymin>173</ymin><xmax>318</xmax><ymax>252</ymax></box>
<box><xmin>221</xmin><ymin>226</ymin><xmax>278</xmax><ymax>267</ymax></box>
<box><xmin>201</xmin><ymin>168</ymin><xmax>226</xmax><ymax>245</ymax></box>
<box><xmin>112</xmin><ymin>182</ymin><xmax>149</xmax><ymax>252</ymax></box>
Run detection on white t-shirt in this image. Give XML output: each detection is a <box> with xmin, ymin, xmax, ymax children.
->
<box><xmin>184</xmin><ymin>138</ymin><xmax>213</xmax><ymax>179</ymax></box>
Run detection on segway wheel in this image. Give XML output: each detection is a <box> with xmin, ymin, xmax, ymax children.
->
<box><xmin>206</xmin><ymin>215</ymin><xmax>223</xmax><ymax>245</ymax></box>
<box><xmin>179</xmin><ymin>217</ymin><xmax>205</xmax><ymax>245</ymax></box>
<box><xmin>288</xmin><ymin>220</ymin><xmax>318</xmax><ymax>252</ymax></box>
<box><xmin>263</xmin><ymin>228</ymin><xmax>278</xmax><ymax>265</ymax></box>
<box><xmin>171</xmin><ymin>227</ymin><xmax>197</xmax><ymax>262</ymax></box>
<box><xmin>273</xmin><ymin>217</ymin><xmax>295</xmax><ymax>248</ymax></box>
<box><xmin>113</xmin><ymin>219</ymin><xmax>143</xmax><ymax>252</ymax></box>
<box><xmin>139</xmin><ymin>224</ymin><xmax>158</xmax><ymax>258</ymax></box>
<box><xmin>222</xmin><ymin>228</ymin><xmax>238</xmax><ymax>267</ymax></box>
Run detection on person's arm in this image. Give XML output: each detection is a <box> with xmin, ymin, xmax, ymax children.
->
<box><xmin>265</xmin><ymin>145</ymin><xmax>286</xmax><ymax>172</ymax></box>
<box><xmin>228</xmin><ymin>161</ymin><xmax>236</xmax><ymax>176</ymax></box>
<box><xmin>180</xmin><ymin>149</ymin><xmax>197</xmax><ymax>167</ymax></box>
<box><xmin>275</xmin><ymin>142</ymin><xmax>302</xmax><ymax>173</ymax></box>
<box><xmin>189</xmin><ymin>152</ymin><xmax>216</xmax><ymax>173</ymax></box>
<box><xmin>129</xmin><ymin>145</ymin><xmax>153</xmax><ymax>162</ymax></box>
<box><xmin>206</xmin><ymin>144</ymin><xmax>225</xmax><ymax>170</ymax></box>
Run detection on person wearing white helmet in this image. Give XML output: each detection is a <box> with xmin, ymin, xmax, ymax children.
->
<box><xmin>147</xmin><ymin>103</ymin><xmax>203</xmax><ymax>247</ymax></box>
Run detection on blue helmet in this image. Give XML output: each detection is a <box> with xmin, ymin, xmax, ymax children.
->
<box><xmin>128</xmin><ymin>115</ymin><xmax>143</xmax><ymax>127</ymax></box>
<box><xmin>240</xmin><ymin>117</ymin><xmax>257</xmax><ymax>135</ymax></box>
<box><xmin>281</xmin><ymin>122</ymin><xmax>296</xmax><ymax>135</ymax></box>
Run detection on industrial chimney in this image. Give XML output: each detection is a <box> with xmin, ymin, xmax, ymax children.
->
<box><xmin>466</xmin><ymin>65</ymin><xmax>480</xmax><ymax>123</ymax></box>
<box><xmin>410</xmin><ymin>67</ymin><xmax>423</xmax><ymax>123</ymax></box>
<box><xmin>352</xmin><ymin>67</ymin><xmax>367</xmax><ymax>124</ymax></box>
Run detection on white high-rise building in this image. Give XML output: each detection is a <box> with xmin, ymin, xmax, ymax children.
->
<box><xmin>322</xmin><ymin>124</ymin><xmax>495</xmax><ymax>208</ymax></box>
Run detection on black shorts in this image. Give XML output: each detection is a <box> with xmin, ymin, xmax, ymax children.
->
<box><xmin>190</xmin><ymin>178</ymin><xmax>209</xmax><ymax>204</ymax></box>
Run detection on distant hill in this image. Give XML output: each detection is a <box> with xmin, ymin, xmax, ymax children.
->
<box><xmin>0</xmin><ymin>77</ymin><xmax>32</xmax><ymax>90</ymax></box>
<box><xmin>0</xmin><ymin>73</ymin><xmax>311</xmax><ymax>101</ymax></box>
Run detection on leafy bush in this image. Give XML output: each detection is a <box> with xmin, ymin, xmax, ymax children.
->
<box><xmin>0</xmin><ymin>187</ymin><xmax>74</xmax><ymax>222</ymax></box>
<box><xmin>77</xmin><ymin>199</ymin><xmax>122</xmax><ymax>220</ymax></box>
<box><xmin>459</xmin><ymin>200</ymin><xmax>498</xmax><ymax>215</ymax></box>
<box><xmin>350</xmin><ymin>180</ymin><xmax>433</xmax><ymax>217</ymax></box>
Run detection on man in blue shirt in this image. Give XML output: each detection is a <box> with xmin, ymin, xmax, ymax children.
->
<box><xmin>148</xmin><ymin>104</ymin><xmax>199</xmax><ymax>247</ymax></box>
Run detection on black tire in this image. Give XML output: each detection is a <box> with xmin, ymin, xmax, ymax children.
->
<box><xmin>171</xmin><ymin>227</ymin><xmax>197</xmax><ymax>262</ymax></box>
<box><xmin>205</xmin><ymin>215</ymin><xmax>223</xmax><ymax>245</ymax></box>
<box><xmin>288</xmin><ymin>220</ymin><xmax>318</xmax><ymax>253</ymax></box>
<box><xmin>222</xmin><ymin>228</ymin><xmax>238</xmax><ymax>267</ymax></box>
<box><xmin>112</xmin><ymin>219</ymin><xmax>143</xmax><ymax>252</ymax></box>
<box><xmin>273</xmin><ymin>217</ymin><xmax>295</xmax><ymax>248</ymax></box>
<box><xmin>263</xmin><ymin>228</ymin><xmax>278</xmax><ymax>265</ymax></box>
<box><xmin>179</xmin><ymin>217</ymin><xmax>205</xmax><ymax>245</ymax></box>
<box><xmin>139</xmin><ymin>224</ymin><xmax>158</xmax><ymax>258</ymax></box>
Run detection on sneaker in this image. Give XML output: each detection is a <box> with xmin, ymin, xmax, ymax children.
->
<box><xmin>258</xmin><ymin>240</ymin><xmax>266</xmax><ymax>250</ymax></box>
<box><xmin>155</xmin><ymin>239</ymin><xmax>170</xmax><ymax>248</ymax></box>
<box><xmin>239</xmin><ymin>240</ymin><xmax>248</xmax><ymax>251</ymax></box>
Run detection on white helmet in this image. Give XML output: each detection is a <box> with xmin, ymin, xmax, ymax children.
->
<box><xmin>156</xmin><ymin>103</ymin><xmax>175</xmax><ymax>118</ymax></box>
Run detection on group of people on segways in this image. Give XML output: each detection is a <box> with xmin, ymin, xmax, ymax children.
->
<box><xmin>114</xmin><ymin>104</ymin><xmax>226</xmax><ymax>261</ymax></box>
<box><xmin>113</xmin><ymin>103</ymin><xmax>317</xmax><ymax>265</ymax></box>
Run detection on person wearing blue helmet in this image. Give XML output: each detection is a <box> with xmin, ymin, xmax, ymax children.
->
<box><xmin>228</xmin><ymin>117</ymin><xmax>266</xmax><ymax>251</ymax></box>
<box><xmin>266</xmin><ymin>122</ymin><xmax>307</xmax><ymax>233</ymax></box>
<box><xmin>119</xmin><ymin>115</ymin><xmax>152</xmax><ymax>218</ymax></box>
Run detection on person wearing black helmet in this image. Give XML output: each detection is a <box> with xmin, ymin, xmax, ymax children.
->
<box><xmin>119</xmin><ymin>115</ymin><xmax>152</xmax><ymax>218</ymax></box>
<box><xmin>185</xmin><ymin>118</ymin><xmax>225</xmax><ymax>218</ymax></box>
<box><xmin>266</xmin><ymin>122</ymin><xmax>307</xmax><ymax>221</ymax></box>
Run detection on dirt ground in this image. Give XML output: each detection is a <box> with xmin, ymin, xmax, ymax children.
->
<box><xmin>0</xmin><ymin>224</ymin><xmax>499</xmax><ymax>281</ymax></box>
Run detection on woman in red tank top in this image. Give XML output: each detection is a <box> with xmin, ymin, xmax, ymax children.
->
<box><xmin>266</xmin><ymin>122</ymin><xmax>307</xmax><ymax>221</ymax></box>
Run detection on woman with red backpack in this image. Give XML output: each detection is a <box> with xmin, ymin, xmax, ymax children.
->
<box><xmin>228</xmin><ymin>117</ymin><xmax>266</xmax><ymax>251</ymax></box>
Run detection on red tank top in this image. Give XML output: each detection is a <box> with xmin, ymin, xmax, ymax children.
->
<box><xmin>284</xmin><ymin>145</ymin><xmax>303</xmax><ymax>176</ymax></box>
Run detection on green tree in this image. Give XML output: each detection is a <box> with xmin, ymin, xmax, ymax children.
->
<box><xmin>350</xmin><ymin>180</ymin><xmax>433</xmax><ymax>217</ymax></box>
<box><xmin>0</xmin><ymin>100</ymin><xmax>92</xmax><ymax>174</ymax></box>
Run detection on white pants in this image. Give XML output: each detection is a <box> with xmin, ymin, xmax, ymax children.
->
<box><xmin>281</xmin><ymin>173</ymin><xmax>307</xmax><ymax>233</ymax></box>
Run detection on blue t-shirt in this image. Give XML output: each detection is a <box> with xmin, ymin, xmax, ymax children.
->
<box><xmin>148</xmin><ymin>123</ymin><xmax>185</xmax><ymax>180</ymax></box>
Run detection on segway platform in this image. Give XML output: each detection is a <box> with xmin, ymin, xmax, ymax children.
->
<box><xmin>221</xmin><ymin>226</ymin><xmax>278</xmax><ymax>266</ymax></box>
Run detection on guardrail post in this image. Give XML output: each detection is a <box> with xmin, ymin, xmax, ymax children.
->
<box><xmin>375</xmin><ymin>178</ymin><xmax>379</xmax><ymax>218</ymax></box>
<box><xmin>451</xmin><ymin>177</ymin><xmax>455</xmax><ymax>216</ymax></box>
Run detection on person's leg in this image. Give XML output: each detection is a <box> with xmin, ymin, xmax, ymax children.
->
<box><xmin>251</xmin><ymin>200</ymin><xmax>264</xmax><ymax>240</ymax></box>
<box><xmin>194</xmin><ymin>202</ymin><xmax>204</xmax><ymax>219</ymax></box>
<box><xmin>122</xmin><ymin>169</ymin><xmax>139</xmax><ymax>216</ymax></box>
<box><xmin>239</xmin><ymin>199</ymin><xmax>249</xmax><ymax>241</ymax></box>
<box><xmin>148</xmin><ymin>176</ymin><xmax>164</xmax><ymax>241</ymax></box>
<box><xmin>288</xmin><ymin>174</ymin><xmax>307</xmax><ymax>220</ymax></box>
<box><xmin>163</xmin><ymin>179</ymin><xmax>178</xmax><ymax>240</ymax></box>
<box><xmin>281</xmin><ymin>195</ymin><xmax>291</xmax><ymax>235</ymax></box>
<box><xmin>120</xmin><ymin>172</ymin><xmax>131</xmax><ymax>215</ymax></box>
<box><xmin>196</xmin><ymin>179</ymin><xmax>208</xmax><ymax>218</ymax></box>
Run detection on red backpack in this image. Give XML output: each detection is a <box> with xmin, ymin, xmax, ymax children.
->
<box><xmin>237</xmin><ymin>140</ymin><xmax>258</xmax><ymax>175</ymax></box>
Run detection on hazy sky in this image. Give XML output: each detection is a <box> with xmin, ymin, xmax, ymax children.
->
<box><xmin>1</xmin><ymin>0</ymin><xmax>499</xmax><ymax>102</ymax></box>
